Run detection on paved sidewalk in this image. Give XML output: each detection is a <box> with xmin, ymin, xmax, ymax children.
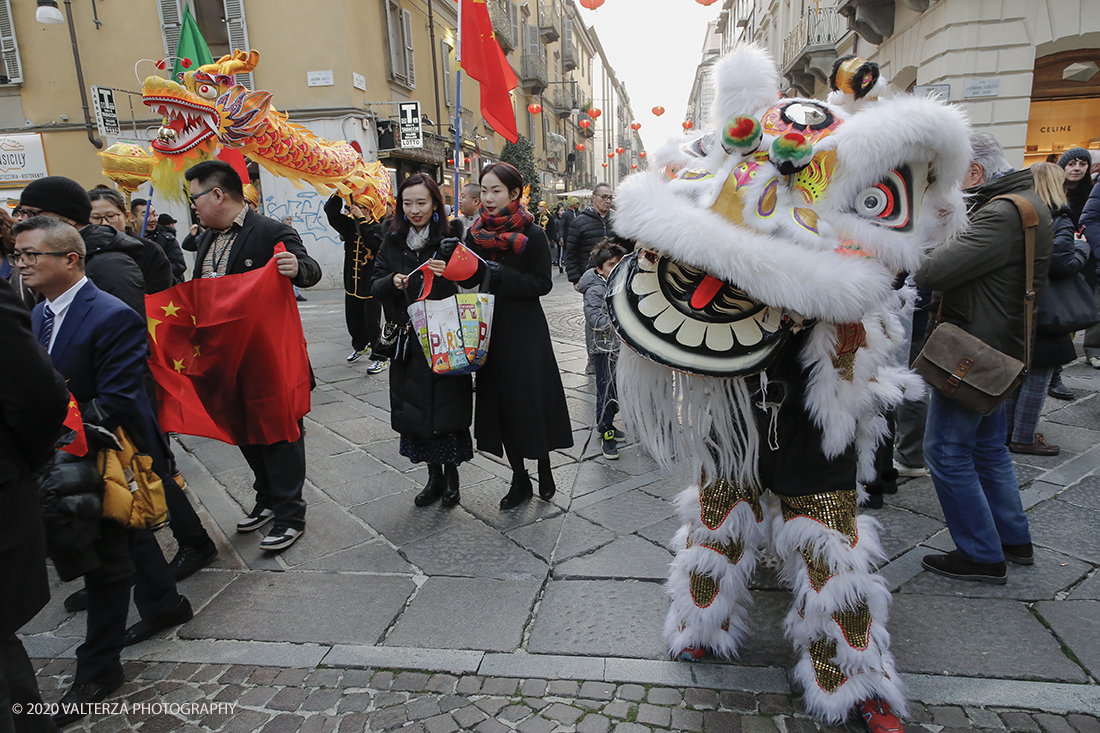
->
<box><xmin>22</xmin><ymin>272</ymin><xmax>1100</xmax><ymax>731</ymax></box>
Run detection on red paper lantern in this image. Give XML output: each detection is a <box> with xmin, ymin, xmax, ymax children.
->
<box><xmin>695</xmin><ymin>0</ymin><xmax>719</xmax><ymax>5</ymax></box>
<box><xmin>639</xmin><ymin>151</ymin><xmax>647</xmax><ymax>158</ymax></box>
<box><xmin>602</xmin><ymin>163</ymin><xmax>608</xmax><ymax>168</ymax></box>
<box><xmin>631</xmin><ymin>121</ymin><xmax>641</xmax><ymax>131</ymax></box>
<box><xmin>607</xmin><ymin>151</ymin><xmax>615</xmax><ymax>159</ymax></box>
<box><xmin>155</xmin><ymin>59</ymin><xmax>167</xmax><ymax>70</ymax></box>
<box><xmin>652</xmin><ymin>106</ymin><xmax>665</xmax><ymax>117</ymax></box>
<box><xmin>579</xmin><ymin>119</ymin><xmax>591</xmax><ymax>129</ymax></box>
<box><xmin>615</xmin><ymin>146</ymin><xmax>625</xmax><ymax>154</ymax></box>
<box><xmin>576</xmin><ymin>143</ymin><xmax>585</xmax><ymax>151</ymax></box>
<box><xmin>579</xmin><ymin>0</ymin><xmax>604</xmax><ymax>8</ymax></box>
<box><xmin>682</xmin><ymin>120</ymin><xmax>694</xmax><ymax>130</ymax></box>
<box><xmin>180</xmin><ymin>58</ymin><xmax>192</xmax><ymax>69</ymax></box>
<box><xmin>588</xmin><ymin>107</ymin><xmax>602</xmax><ymax>119</ymax></box>
<box><xmin>527</xmin><ymin>103</ymin><xmax>542</xmax><ymax>114</ymax></box>
<box><xmin>631</xmin><ymin>164</ymin><xmax>638</xmax><ymax>169</ymax></box>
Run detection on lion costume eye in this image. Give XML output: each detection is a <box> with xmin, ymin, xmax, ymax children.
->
<box><xmin>197</xmin><ymin>84</ymin><xmax>218</xmax><ymax>99</ymax></box>
<box><xmin>852</xmin><ymin>165</ymin><xmax>913</xmax><ymax>231</ymax></box>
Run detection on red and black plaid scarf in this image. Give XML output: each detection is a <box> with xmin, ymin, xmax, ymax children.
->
<box><xmin>471</xmin><ymin>199</ymin><xmax>535</xmax><ymax>255</ymax></box>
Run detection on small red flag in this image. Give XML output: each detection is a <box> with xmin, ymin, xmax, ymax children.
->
<box><xmin>443</xmin><ymin>242</ymin><xmax>482</xmax><ymax>282</ymax></box>
<box><xmin>59</xmin><ymin>392</ymin><xmax>87</xmax><ymax>457</ymax></box>
<box><xmin>461</xmin><ymin>0</ymin><xmax>519</xmax><ymax>143</ymax></box>
<box><xmin>144</xmin><ymin>244</ymin><xmax>310</xmax><ymax>445</ymax></box>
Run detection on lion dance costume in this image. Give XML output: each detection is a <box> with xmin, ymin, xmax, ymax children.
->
<box><xmin>607</xmin><ymin>46</ymin><xmax>971</xmax><ymax>725</ymax></box>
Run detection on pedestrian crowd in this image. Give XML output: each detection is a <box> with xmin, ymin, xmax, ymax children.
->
<box><xmin>4</xmin><ymin>130</ymin><xmax>1100</xmax><ymax>732</ymax></box>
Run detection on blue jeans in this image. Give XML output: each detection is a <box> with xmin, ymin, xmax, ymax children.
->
<box><xmin>593</xmin><ymin>352</ymin><xmax>618</xmax><ymax>433</ymax></box>
<box><xmin>923</xmin><ymin>390</ymin><xmax>1031</xmax><ymax>564</ymax></box>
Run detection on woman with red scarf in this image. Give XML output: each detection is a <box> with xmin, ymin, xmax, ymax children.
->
<box><xmin>445</xmin><ymin>162</ymin><xmax>573</xmax><ymax>509</ymax></box>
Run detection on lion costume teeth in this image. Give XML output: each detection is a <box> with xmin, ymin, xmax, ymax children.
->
<box><xmin>608</xmin><ymin>44</ymin><xmax>971</xmax><ymax>723</ymax></box>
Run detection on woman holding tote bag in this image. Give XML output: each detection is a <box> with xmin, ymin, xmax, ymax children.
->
<box><xmin>1004</xmin><ymin>162</ymin><xmax>1092</xmax><ymax>456</ymax></box>
<box><xmin>371</xmin><ymin>174</ymin><xmax>472</xmax><ymax>508</ymax></box>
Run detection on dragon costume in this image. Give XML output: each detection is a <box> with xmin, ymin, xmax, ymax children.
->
<box><xmin>607</xmin><ymin>45</ymin><xmax>970</xmax><ymax>724</ymax></box>
<box><xmin>135</xmin><ymin>49</ymin><xmax>391</xmax><ymax>220</ymax></box>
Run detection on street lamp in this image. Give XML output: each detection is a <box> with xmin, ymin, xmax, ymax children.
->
<box><xmin>35</xmin><ymin>0</ymin><xmax>64</xmax><ymax>23</ymax></box>
<box><xmin>37</xmin><ymin>0</ymin><xmax>102</xmax><ymax>148</ymax></box>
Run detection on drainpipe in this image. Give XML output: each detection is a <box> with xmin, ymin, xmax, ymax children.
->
<box><xmin>63</xmin><ymin>0</ymin><xmax>103</xmax><ymax>149</ymax></box>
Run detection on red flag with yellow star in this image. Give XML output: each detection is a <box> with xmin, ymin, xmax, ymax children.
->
<box><xmin>59</xmin><ymin>392</ymin><xmax>87</xmax><ymax>457</ymax></box>
<box><xmin>145</xmin><ymin>244</ymin><xmax>310</xmax><ymax>445</ymax></box>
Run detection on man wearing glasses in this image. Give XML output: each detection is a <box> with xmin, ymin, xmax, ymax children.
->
<box><xmin>16</xmin><ymin>177</ymin><xmax>147</xmax><ymax>317</ymax></box>
<box><xmin>185</xmin><ymin>160</ymin><xmax>321</xmax><ymax>552</ymax></box>
<box><xmin>565</xmin><ymin>183</ymin><xmax>620</xmax><ymax>287</ymax></box>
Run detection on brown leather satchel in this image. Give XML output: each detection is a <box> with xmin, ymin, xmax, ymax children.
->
<box><xmin>912</xmin><ymin>193</ymin><xmax>1039</xmax><ymax>416</ymax></box>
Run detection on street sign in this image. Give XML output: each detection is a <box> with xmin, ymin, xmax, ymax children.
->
<box><xmin>399</xmin><ymin>101</ymin><xmax>423</xmax><ymax>149</ymax></box>
<box><xmin>90</xmin><ymin>86</ymin><xmax>120</xmax><ymax>137</ymax></box>
<box><xmin>913</xmin><ymin>84</ymin><xmax>950</xmax><ymax>102</ymax></box>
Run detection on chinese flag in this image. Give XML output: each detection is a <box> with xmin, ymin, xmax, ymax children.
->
<box><xmin>59</xmin><ymin>392</ymin><xmax>87</xmax><ymax>457</ymax></box>
<box><xmin>145</xmin><ymin>244</ymin><xmax>310</xmax><ymax>445</ymax></box>
<box><xmin>461</xmin><ymin>0</ymin><xmax>519</xmax><ymax>143</ymax></box>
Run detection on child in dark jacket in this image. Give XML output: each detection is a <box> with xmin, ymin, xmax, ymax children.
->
<box><xmin>577</xmin><ymin>239</ymin><xmax>628</xmax><ymax>459</ymax></box>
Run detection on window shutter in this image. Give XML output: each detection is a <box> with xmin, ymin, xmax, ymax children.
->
<box><xmin>509</xmin><ymin>3</ymin><xmax>519</xmax><ymax>50</ymax></box>
<box><xmin>402</xmin><ymin>9</ymin><xmax>415</xmax><ymax>89</ymax></box>
<box><xmin>385</xmin><ymin>1</ymin><xmax>404</xmax><ymax>83</ymax></box>
<box><xmin>442</xmin><ymin>41</ymin><xmax>452</xmax><ymax>107</ymax></box>
<box><xmin>222</xmin><ymin>0</ymin><xmax>255</xmax><ymax>88</ymax></box>
<box><xmin>156</xmin><ymin>0</ymin><xmax>183</xmax><ymax>62</ymax></box>
<box><xmin>0</xmin><ymin>0</ymin><xmax>21</xmax><ymax>84</ymax></box>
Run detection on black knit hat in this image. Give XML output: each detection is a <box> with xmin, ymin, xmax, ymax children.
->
<box><xmin>20</xmin><ymin>176</ymin><xmax>92</xmax><ymax>224</ymax></box>
<box><xmin>1058</xmin><ymin>147</ymin><xmax>1092</xmax><ymax>169</ymax></box>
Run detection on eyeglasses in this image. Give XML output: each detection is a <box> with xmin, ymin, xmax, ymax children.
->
<box><xmin>596</xmin><ymin>194</ymin><xmax>614</xmax><ymax>201</ymax></box>
<box><xmin>12</xmin><ymin>206</ymin><xmax>44</xmax><ymax>219</ymax></box>
<box><xmin>8</xmin><ymin>250</ymin><xmax>74</xmax><ymax>266</ymax></box>
<box><xmin>190</xmin><ymin>187</ymin><xmax>219</xmax><ymax>205</ymax></box>
<box><xmin>89</xmin><ymin>211</ymin><xmax>123</xmax><ymax>224</ymax></box>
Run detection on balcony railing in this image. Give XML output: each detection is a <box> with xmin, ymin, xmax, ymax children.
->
<box><xmin>550</xmin><ymin>85</ymin><xmax>577</xmax><ymax>116</ymax></box>
<box><xmin>488</xmin><ymin>0</ymin><xmax>515</xmax><ymax>53</ymax></box>
<box><xmin>520</xmin><ymin>53</ymin><xmax>548</xmax><ymax>94</ymax></box>
<box><xmin>782</xmin><ymin>6</ymin><xmax>842</xmax><ymax>72</ymax></box>
<box><xmin>538</xmin><ymin>0</ymin><xmax>560</xmax><ymax>42</ymax></box>
<box><xmin>562</xmin><ymin>38</ymin><xmax>579</xmax><ymax>72</ymax></box>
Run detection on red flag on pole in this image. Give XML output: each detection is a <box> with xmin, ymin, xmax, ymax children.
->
<box><xmin>59</xmin><ymin>392</ymin><xmax>87</xmax><ymax>457</ymax></box>
<box><xmin>461</xmin><ymin>0</ymin><xmax>519</xmax><ymax>143</ymax></box>
<box><xmin>144</xmin><ymin>244</ymin><xmax>311</xmax><ymax>445</ymax></box>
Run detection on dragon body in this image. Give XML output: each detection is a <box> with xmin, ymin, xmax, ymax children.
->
<box><xmin>141</xmin><ymin>49</ymin><xmax>391</xmax><ymax>219</ymax></box>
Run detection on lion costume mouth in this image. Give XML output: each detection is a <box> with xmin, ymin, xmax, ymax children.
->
<box><xmin>147</xmin><ymin>98</ymin><xmax>218</xmax><ymax>154</ymax></box>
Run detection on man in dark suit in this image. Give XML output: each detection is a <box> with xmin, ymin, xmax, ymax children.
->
<box><xmin>13</xmin><ymin>217</ymin><xmax>193</xmax><ymax>727</ymax></box>
<box><xmin>186</xmin><ymin>161</ymin><xmax>321</xmax><ymax>551</ymax></box>
<box><xmin>0</xmin><ymin>276</ymin><xmax>68</xmax><ymax>733</ymax></box>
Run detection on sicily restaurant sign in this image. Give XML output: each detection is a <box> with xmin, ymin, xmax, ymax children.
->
<box><xmin>0</xmin><ymin>133</ymin><xmax>48</xmax><ymax>186</ymax></box>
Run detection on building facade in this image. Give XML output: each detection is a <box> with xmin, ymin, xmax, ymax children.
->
<box><xmin>687</xmin><ymin>0</ymin><xmax>1098</xmax><ymax>168</ymax></box>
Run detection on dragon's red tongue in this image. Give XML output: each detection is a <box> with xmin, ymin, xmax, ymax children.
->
<box><xmin>690</xmin><ymin>274</ymin><xmax>724</xmax><ymax>310</ymax></box>
<box><xmin>169</xmin><ymin>116</ymin><xmax>186</xmax><ymax>132</ymax></box>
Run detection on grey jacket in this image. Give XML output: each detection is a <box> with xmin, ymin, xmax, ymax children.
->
<box><xmin>916</xmin><ymin>169</ymin><xmax>1053</xmax><ymax>362</ymax></box>
<box><xmin>578</xmin><ymin>267</ymin><xmax>619</xmax><ymax>356</ymax></box>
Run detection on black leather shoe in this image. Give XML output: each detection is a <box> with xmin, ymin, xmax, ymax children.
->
<box><xmin>440</xmin><ymin>464</ymin><xmax>460</xmax><ymax>507</ymax></box>
<box><xmin>921</xmin><ymin>551</ymin><xmax>1006</xmax><ymax>584</ymax></box>
<box><xmin>538</xmin><ymin>465</ymin><xmax>556</xmax><ymax>501</ymax></box>
<box><xmin>500</xmin><ymin>470</ymin><xmax>533</xmax><ymax>510</ymax></box>
<box><xmin>168</xmin><ymin>538</ymin><xmax>218</xmax><ymax>581</ymax></box>
<box><xmin>64</xmin><ymin>588</ymin><xmax>88</xmax><ymax>613</ymax></box>
<box><xmin>1003</xmin><ymin>542</ymin><xmax>1035</xmax><ymax>565</ymax></box>
<box><xmin>123</xmin><ymin>596</ymin><xmax>193</xmax><ymax>646</ymax></box>
<box><xmin>53</xmin><ymin>668</ymin><xmax>125</xmax><ymax>726</ymax></box>
<box><xmin>414</xmin><ymin>465</ymin><xmax>445</xmax><ymax>507</ymax></box>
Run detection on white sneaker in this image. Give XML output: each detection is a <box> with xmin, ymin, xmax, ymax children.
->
<box><xmin>1089</xmin><ymin>356</ymin><xmax>1100</xmax><ymax>369</ymax></box>
<box><xmin>259</xmin><ymin>526</ymin><xmax>304</xmax><ymax>551</ymax></box>
<box><xmin>366</xmin><ymin>359</ymin><xmax>389</xmax><ymax>374</ymax></box>
<box><xmin>347</xmin><ymin>347</ymin><xmax>369</xmax><ymax>363</ymax></box>
<box><xmin>893</xmin><ymin>460</ymin><xmax>927</xmax><ymax>478</ymax></box>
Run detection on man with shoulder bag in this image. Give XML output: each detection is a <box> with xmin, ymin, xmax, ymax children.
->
<box><xmin>914</xmin><ymin>132</ymin><xmax>1053</xmax><ymax>585</ymax></box>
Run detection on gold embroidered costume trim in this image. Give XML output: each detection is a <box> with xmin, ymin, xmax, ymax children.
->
<box><xmin>809</xmin><ymin>638</ymin><xmax>847</xmax><ymax>692</ymax></box>
<box><xmin>801</xmin><ymin>548</ymin><xmax>834</xmax><ymax>592</ymax></box>
<box><xmin>780</xmin><ymin>492</ymin><xmax>858</xmax><ymax>544</ymax></box>
<box><xmin>833</xmin><ymin>603</ymin><xmax>872</xmax><ymax>650</ymax></box>
<box><xmin>690</xmin><ymin>571</ymin><xmax>719</xmax><ymax>608</ymax></box>
<box><xmin>699</xmin><ymin>478</ymin><xmax>763</xmax><ymax>529</ymax></box>
<box><xmin>686</xmin><ymin>537</ymin><xmax>746</xmax><ymax>565</ymax></box>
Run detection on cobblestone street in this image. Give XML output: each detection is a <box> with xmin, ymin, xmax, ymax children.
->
<box><xmin>22</xmin><ymin>273</ymin><xmax>1100</xmax><ymax>731</ymax></box>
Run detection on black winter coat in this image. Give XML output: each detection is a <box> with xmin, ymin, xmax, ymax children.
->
<box><xmin>1034</xmin><ymin>208</ymin><xmax>1088</xmax><ymax>369</ymax></box>
<box><xmin>565</xmin><ymin>207</ymin><xmax>616</xmax><ymax>283</ymax></box>
<box><xmin>151</xmin><ymin>225</ymin><xmax>187</xmax><ymax>282</ymax></box>
<box><xmin>80</xmin><ymin>224</ymin><xmax>148</xmax><ymax>317</ymax></box>
<box><xmin>0</xmin><ymin>278</ymin><xmax>68</xmax><ymax>633</ymax></box>
<box><xmin>465</xmin><ymin>223</ymin><xmax>573</xmax><ymax>458</ymax></box>
<box><xmin>372</xmin><ymin>226</ymin><xmax>472</xmax><ymax>441</ymax></box>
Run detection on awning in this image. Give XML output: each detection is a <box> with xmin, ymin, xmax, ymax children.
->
<box><xmin>556</xmin><ymin>190</ymin><xmax>593</xmax><ymax>198</ymax></box>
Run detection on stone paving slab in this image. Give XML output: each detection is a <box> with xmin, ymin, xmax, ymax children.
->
<box><xmin>527</xmin><ymin>580</ymin><xmax>668</xmax><ymax>658</ymax></box>
<box><xmin>400</xmin><ymin>520</ymin><xmax>549</xmax><ymax>581</ymax></box>
<box><xmin>1033</xmin><ymin>601</ymin><xmax>1100</xmax><ymax>678</ymax></box>
<box><xmin>506</xmin><ymin>513</ymin><xmax>617</xmax><ymax>563</ymax></box>
<box><xmin>1028</xmin><ymin>499</ymin><xmax>1100</xmax><ymax>565</ymax></box>
<box><xmin>179</xmin><ymin>573</ymin><xmax>415</xmax><ymax>646</ymax></box>
<box><xmin>899</xmin><ymin>547</ymin><xmax>1093</xmax><ymax>601</ymax></box>
<box><xmin>1069</xmin><ymin>573</ymin><xmax>1100</xmax><ymax>600</ymax></box>
<box><xmin>554</xmin><ymin>535</ymin><xmax>673</xmax><ymax>580</ymax></box>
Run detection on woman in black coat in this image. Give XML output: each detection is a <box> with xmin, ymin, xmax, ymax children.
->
<box><xmin>449</xmin><ymin>162</ymin><xmax>573</xmax><ymax>509</ymax></box>
<box><xmin>371</xmin><ymin>174</ymin><xmax>472</xmax><ymax>508</ymax></box>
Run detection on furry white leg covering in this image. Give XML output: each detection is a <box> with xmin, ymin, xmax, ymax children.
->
<box><xmin>772</xmin><ymin>492</ymin><xmax>906</xmax><ymax>724</ymax></box>
<box><xmin>663</xmin><ymin>480</ymin><xmax>765</xmax><ymax>659</ymax></box>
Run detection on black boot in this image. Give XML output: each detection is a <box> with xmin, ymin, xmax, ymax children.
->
<box><xmin>1049</xmin><ymin>367</ymin><xmax>1073</xmax><ymax>400</ymax></box>
<box><xmin>500</xmin><ymin>469</ymin><xmax>533</xmax><ymax>510</ymax></box>
<box><xmin>441</xmin><ymin>464</ymin><xmax>460</xmax><ymax>507</ymax></box>
<box><xmin>414</xmin><ymin>464</ymin><xmax>445</xmax><ymax>507</ymax></box>
<box><xmin>537</xmin><ymin>458</ymin><xmax>556</xmax><ymax>501</ymax></box>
